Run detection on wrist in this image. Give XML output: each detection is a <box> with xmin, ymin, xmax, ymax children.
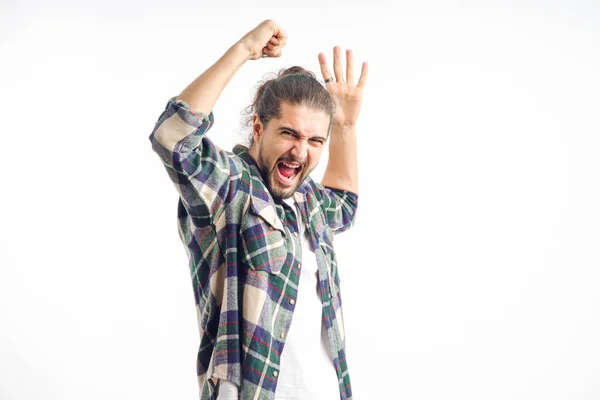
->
<box><xmin>230</xmin><ymin>41</ymin><xmax>254</xmax><ymax>61</ymax></box>
<box><xmin>331</xmin><ymin>122</ymin><xmax>357</xmax><ymax>134</ymax></box>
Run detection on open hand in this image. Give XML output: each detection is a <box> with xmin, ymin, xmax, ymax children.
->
<box><xmin>318</xmin><ymin>47</ymin><xmax>368</xmax><ymax>126</ymax></box>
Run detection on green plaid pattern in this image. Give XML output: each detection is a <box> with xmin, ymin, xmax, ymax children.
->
<box><xmin>150</xmin><ymin>98</ymin><xmax>358</xmax><ymax>399</ymax></box>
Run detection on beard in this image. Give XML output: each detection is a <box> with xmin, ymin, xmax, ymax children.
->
<box><xmin>256</xmin><ymin>147</ymin><xmax>311</xmax><ymax>201</ymax></box>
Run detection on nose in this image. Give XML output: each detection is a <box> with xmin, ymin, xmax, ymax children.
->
<box><xmin>290</xmin><ymin>138</ymin><xmax>309</xmax><ymax>161</ymax></box>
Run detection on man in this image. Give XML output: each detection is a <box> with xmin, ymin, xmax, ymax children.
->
<box><xmin>149</xmin><ymin>19</ymin><xmax>367</xmax><ymax>400</ymax></box>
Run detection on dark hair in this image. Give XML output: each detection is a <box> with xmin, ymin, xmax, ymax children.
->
<box><xmin>243</xmin><ymin>66</ymin><xmax>335</xmax><ymax>147</ymax></box>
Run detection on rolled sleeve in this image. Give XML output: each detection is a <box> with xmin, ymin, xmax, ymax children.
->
<box><xmin>149</xmin><ymin>97</ymin><xmax>232</xmax><ymax>223</ymax></box>
<box><xmin>316</xmin><ymin>184</ymin><xmax>359</xmax><ymax>234</ymax></box>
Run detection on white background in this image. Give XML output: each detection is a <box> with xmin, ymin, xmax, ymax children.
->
<box><xmin>1</xmin><ymin>0</ymin><xmax>599</xmax><ymax>399</ymax></box>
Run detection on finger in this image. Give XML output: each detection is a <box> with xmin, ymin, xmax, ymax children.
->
<box><xmin>357</xmin><ymin>61</ymin><xmax>368</xmax><ymax>89</ymax></box>
<box><xmin>268</xmin><ymin>44</ymin><xmax>285</xmax><ymax>58</ymax></box>
<box><xmin>272</xmin><ymin>32</ymin><xmax>287</xmax><ymax>54</ymax></box>
<box><xmin>264</xmin><ymin>36</ymin><xmax>286</xmax><ymax>58</ymax></box>
<box><xmin>275</xmin><ymin>27</ymin><xmax>287</xmax><ymax>42</ymax></box>
<box><xmin>271</xmin><ymin>48</ymin><xmax>284</xmax><ymax>58</ymax></box>
<box><xmin>279</xmin><ymin>34</ymin><xmax>288</xmax><ymax>49</ymax></box>
<box><xmin>333</xmin><ymin>46</ymin><xmax>343</xmax><ymax>82</ymax></box>
<box><xmin>346</xmin><ymin>49</ymin><xmax>354</xmax><ymax>85</ymax></box>
<box><xmin>318</xmin><ymin>52</ymin><xmax>333</xmax><ymax>83</ymax></box>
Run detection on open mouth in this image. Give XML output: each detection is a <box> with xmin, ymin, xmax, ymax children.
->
<box><xmin>276</xmin><ymin>161</ymin><xmax>303</xmax><ymax>185</ymax></box>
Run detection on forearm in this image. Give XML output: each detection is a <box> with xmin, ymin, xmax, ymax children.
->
<box><xmin>176</xmin><ymin>42</ymin><xmax>251</xmax><ymax>116</ymax></box>
<box><xmin>320</xmin><ymin>124</ymin><xmax>358</xmax><ymax>194</ymax></box>
<box><xmin>151</xmin><ymin>43</ymin><xmax>250</xmax><ymax>186</ymax></box>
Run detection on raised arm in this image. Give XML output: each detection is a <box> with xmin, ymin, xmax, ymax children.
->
<box><xmin>152</xmin><ymin>19</ymin><xmax>287</xmax><ymax>156</ymax></box>
<box><xmin>318</xmin><ymin>47</ymin><xmax>368</xmax><ymax>194</ymax></box>
<box><xmin>177</xmin><ymin>19</ymin><xmax>287</xmax><ymax>116</ymax></box>
<box><xmin>149</xmin><ymin>20</ymin><xmax>287</xmax><ymax>223</ymax></box>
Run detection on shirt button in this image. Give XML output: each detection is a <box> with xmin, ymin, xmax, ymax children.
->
<box><xmin>290</xmin><ymin>299</ymin><xmax>296</xmax><ymax>305</ymax></box>
<box><xmin>296</xmin><ymin>263</ymin><xmax>301</xmax><ymax>269</ymax></box>
<box><xmin>280</xmin><ymin>333</ymin><xmax>285</xmax><ymax>339</ymax></box>
<box><xmin>293</xmin><ymin>231</ymin><xmax>298</xmax><ymax>237</ymax></box>
<box><xmin>273</xmin><ymin>370</ymin><xmax>279</xmax><ymax>377</ymax></box>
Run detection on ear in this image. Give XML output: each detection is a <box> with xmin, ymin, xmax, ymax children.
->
<box><xmin>252</xmin><ymin>114</ymin><xmax>263</xmax><ymax>144</ymax></box>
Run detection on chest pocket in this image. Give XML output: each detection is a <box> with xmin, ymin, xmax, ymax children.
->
<box><xmin>240</xmin><ymin>197</ymin><xmax>288</xmax><ymax>275</ymax></box>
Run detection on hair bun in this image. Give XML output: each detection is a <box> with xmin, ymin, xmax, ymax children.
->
<box><xmin>278</xmin><ymin>66</ymin><xmax>316</xmax><ymax>79</ymax></box>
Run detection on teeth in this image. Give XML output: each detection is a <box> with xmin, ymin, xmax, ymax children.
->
<box><xmin>282</xmin><ymin>162</ymin><xmax>299</xmax><ymax>168</ymax></box>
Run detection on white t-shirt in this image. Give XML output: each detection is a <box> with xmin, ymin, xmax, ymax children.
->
<box><xmin>217</xmin><ymin>198</ymin><xmax>340</xmax><ymax>399</ymax></box>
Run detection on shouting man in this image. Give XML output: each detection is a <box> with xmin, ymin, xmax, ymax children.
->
<box><xmin>149</xmin><ymin>19</ymin><xmax>367</xmax><ymax>400</ymax></box>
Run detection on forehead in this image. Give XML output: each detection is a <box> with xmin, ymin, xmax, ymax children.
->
<box><xmin>272</xmin><ymin>102</ymin><xmax>330</xmax><ymax>136</ymax></box>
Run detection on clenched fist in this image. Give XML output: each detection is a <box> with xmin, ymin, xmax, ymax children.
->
<box><xmin>237</xmin><ymin>19</ymin><xmax>287</xmax><ymax>60</ymax></box>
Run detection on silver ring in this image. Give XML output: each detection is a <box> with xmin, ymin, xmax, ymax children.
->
<box><xmin>261</xmin><ymin>52</ymin><xmax>268</xmax><ymax>58</ymax></box>
<box><xmin>324</xmin><ymin>77</ymin><xmax>334</xmax><ymax>83</ymax></box>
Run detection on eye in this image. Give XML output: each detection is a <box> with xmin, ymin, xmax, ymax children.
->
<box><xmin>281</xmin><ymin>131</ymin><xmax>295</xmax><ymax>137</ymax></box>
<box><xmin>310</xmin><ymin>138</ymin><xmax>325</xmax><ymax>146</ymax></box>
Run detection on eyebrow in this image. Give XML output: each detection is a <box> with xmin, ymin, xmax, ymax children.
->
<box><xmin>279</xmin><ymin>126</ymin><xmax>328</xmax><ymax>141</ymax></box>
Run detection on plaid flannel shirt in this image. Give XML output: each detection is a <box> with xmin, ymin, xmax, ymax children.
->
<box><xmin>149</xmin><ymin>98</ymin><xmax>358</xmax><ymax>400</ymax></box>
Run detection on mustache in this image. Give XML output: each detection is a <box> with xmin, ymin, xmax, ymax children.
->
<box><xmin>276</xmin><ymin>156</ymin><xmax>306</xmax><ymax>168</ymax></box>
